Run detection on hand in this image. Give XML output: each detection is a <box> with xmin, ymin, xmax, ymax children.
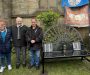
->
<box><xmin>89</xmin><ymin>33</ymin><xmax>90</xmax><ymax>36</ymax></box>
<box><xmin>31</xmin><ymin>40</ymin><xmax>35</xmax><ymax>44</ymax></box>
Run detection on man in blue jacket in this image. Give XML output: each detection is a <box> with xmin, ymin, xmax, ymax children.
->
<box><xmin>0</xmin><ymin>19</ymin><xmax>12</xmax><ymax>73</ymax></box>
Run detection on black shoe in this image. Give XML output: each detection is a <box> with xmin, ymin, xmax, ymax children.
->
<box><xmin>36</xmin><ymin>66</ymin><xmax>40</xmax><ymax>70</ymax></box>
<box><xmin>16</xmin><ymin>64</ymin><xmax>20</xmax><ymax>69</ymax></box>
<box><xmin>22</xmin><ymin>64</ymin><xmax>26</xmax><ymax>67</ymax></box>
<box><xmin>28</xmin><ymin>64</ymin><xmax>33</xmax><ymax>69</ymax></box>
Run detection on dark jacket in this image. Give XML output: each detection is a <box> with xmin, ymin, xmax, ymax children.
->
<box><xmin>0</xmin><ymin>27</ymin><xmax>12</xmax><ymax>54</ymax></box>
<box><xmin>11</xmin><ymin>25</ymin><xmax>28</xmax><ymax>47</ymax></box>
<box><xmin>26</xmin><ymin>25</ymin><xmax>43</xmax><ymax>50</ymax></box>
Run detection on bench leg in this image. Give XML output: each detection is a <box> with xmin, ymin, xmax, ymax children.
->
<box><xmin>81</xmin><ymin>56</ymin><xmax>84</xmax><ymax>61</ymax></box>
<box><xmin>40</xmin><ymin>51</ymin><xmax>48</xmax><ymax>75</ymax></box>
<box><xmin>83</xmin><ymin>57</ymin><xmax>90</xmax><ymax>62</ymax></box>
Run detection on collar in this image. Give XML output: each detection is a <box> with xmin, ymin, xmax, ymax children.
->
<box><xmin>31</xmin><ymin>25</ymin><xmax>38</xmax><ymax>29</ymax></box>
<box><xmin>0</xmin><ymin>27</ymin><xmax>7</xmax><ymax>33</ymax></box>
<box><xmin>17</xmin><ymin>24</ymin><xmax>23</xmax><ymax>27</ymax></box>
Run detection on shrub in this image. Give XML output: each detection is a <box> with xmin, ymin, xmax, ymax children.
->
<box><xmin>37</xmin><ymin>10</ymin><xmax>60</xmax><ymax>30</ymax></box>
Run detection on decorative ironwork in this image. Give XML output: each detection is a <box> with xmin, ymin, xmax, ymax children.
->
<box><xmin>44</xmin><ymin>22</ymin><xmax>82</xmax><ymax>43</ymax></box>
<box><xmin>43</xmin><ymin>22</ymin><xmax>83</xmax><ymax>53</ymax></box>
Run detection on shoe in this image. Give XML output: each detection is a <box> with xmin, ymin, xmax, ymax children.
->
<box><xmin>36</xmin><ymin>66</ymin><xmax>40</xmax><ymax>70</ymax></box>
<box><xmin>28</xmin><ymin>64</ymin><xmax>33</xmax><ymax>69</ymax></box>
<box><xmin>8</xmin><ymin>65</ymin><xmax>12</xmax><ymax>70</ymax></box>
<box><xmin>22</xmin><ymin>64</ymin><xmax>26</xmax><ymax>67</ymax></box>
<box><xmin>16</xmin><ymin>64</ymin><xmax>20</xmax><ymax>69</ymax></box>
<box><xmin>0</xmin><ymin>66</ymin><xmax>6</xmax><ymax>73</ymax></box>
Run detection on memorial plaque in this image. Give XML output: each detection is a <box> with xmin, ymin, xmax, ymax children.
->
<box><xmin>44</xmin><ymin>43</ymin><xmax>53</xmax><ymax>52</ymax></box>
<box><xmin>73</xmin><ymin>41</ymin><xmax>81</xmax><ymax>50</ymax></box>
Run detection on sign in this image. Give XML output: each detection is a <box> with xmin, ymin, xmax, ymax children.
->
<box><xmin>65</xmin><ymin>5</ymin><xmax>89</xmax><ymax>27</ymax></box>
<box><xmin>61</xmin><ymin>0</ymin><xmax>89</xmax><ymax>7</ymax></box>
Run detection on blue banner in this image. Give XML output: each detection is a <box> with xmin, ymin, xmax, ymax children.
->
<box><xmin>61</xmin><ymin>0</ymin><xmax>89</xmax><ymax>7</ymax></box>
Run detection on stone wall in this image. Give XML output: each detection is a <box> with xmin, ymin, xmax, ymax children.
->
<box><xmin>0</xmin><ymin>1</ymin><xmax>3</xmax><ymax>18</ymax></box>
<box><xmin>12</xmin><ymin>0</ymin><xmax>39</xmax><ymax>15</ymax></box>
<box><xmin>0</xmin><ymin>0</ymin><xmax>11</xmax><ymax>25</ymax></box>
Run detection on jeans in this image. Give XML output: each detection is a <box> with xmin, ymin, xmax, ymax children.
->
<box><xmin>0</xmin><ymin>53</ymin><xmax>11</xmax><ymax>67</ymax></box>
<box><xmin>15</xmin><ymin>47</ymin><xmax>26</xmax><ymax>65</ymax></box>
<box><xmin>30</xmin><ymin>48</ymin><xmax>40</xmax><ymax>66</ymax></box>
<box><xmin>0</xmin><ymin>54</ymin><xmax>1</xmax><ymax>67</ymax></box>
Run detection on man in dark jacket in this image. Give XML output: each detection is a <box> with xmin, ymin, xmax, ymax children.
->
<box><xmin>26</xmin><ymin>18</ymin><xmax>43</xmax><ymax>70</ymax></box>
<box><xmin>11</xmin><ymin>17</ymin><xmax>28</xmax><ymax>68</ymax></box>
<box><xmin>0</xmin><ymin>19</ymin><xmax>12</xmax><ymax>73</ymax></box>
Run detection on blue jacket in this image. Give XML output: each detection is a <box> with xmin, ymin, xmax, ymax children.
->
<box><xmin>0</xmin><ymin>27</ymin><xmax>12</xmax><ymax>54</ymax></box>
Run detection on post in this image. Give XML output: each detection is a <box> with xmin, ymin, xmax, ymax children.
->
<box><xmin>41</xmin><ymin>43</ymin><xmax>48</xmax><ymax>75</ymax></box>
<box><xmin>88</xmin><ymin>3</ymin><xmax>90</xmax><ymax>52</ymax></box>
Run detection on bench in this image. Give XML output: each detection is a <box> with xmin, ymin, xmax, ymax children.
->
<box><xmin>41</xmin><ymin>23</ymin><xmax>90</xmax><ymax>75</ymax></box>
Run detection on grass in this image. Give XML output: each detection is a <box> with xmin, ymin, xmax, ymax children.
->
<box><xmin>0</xmin><ymin>53</ymin><xmax>90</xmax><ymax>75</ymax></box>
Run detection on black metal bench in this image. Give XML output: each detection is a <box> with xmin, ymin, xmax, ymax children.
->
<box><xmin>41</xmin><ymin>23</ymin><xmax>90</xmax><ymax>75</ymax></box>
